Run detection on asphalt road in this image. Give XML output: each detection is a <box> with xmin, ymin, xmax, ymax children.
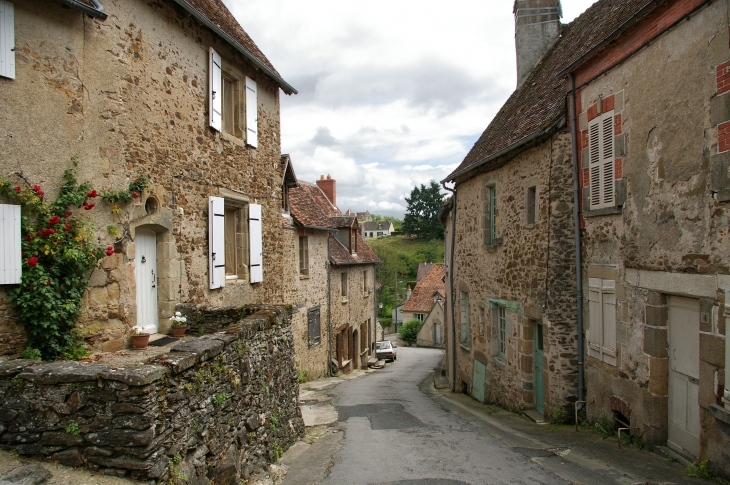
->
<box><xmin>320</xmin><ymin>346</ymin><xmax>569</xmax><ymax>485</ymax></box>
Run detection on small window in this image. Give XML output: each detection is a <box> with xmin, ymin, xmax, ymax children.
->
<box><xmin>307</xmin><ymin>307</ymin><xmax>321</xmax><ymax>347</ymax></box>
<box><xmin>363</xmin><ymin>270</ymin><xmax>368</xmax><ymax>293</ymax></box>
<box><xmin>341</xmin><ymin>272</ymin><xmax>348</xmax><ymax>298</ymax></box>
<box><xmin>526</xmin><ymin>186</ymin><xmax>537</xmax><ymax>225</ymax></box>
<box><xmin>223</xmin><ymin>205</ymin><xmax>249</xmax><ymax>279</ymax></box>
<box><xmin>350</xmin><ymin>229</ymin><xmax>357</xmax><ymax>254</ymax></box>
<box><xmin>497</xmin><ymin>306</ymin><xmax>506</xmax><ymax>360</ymax></box>
<box><xmin>478</xmin><ymin>306</ymin><xmax>485</xmax><ymax>337</ymax></box>
<box><xmin>459</xmin><ymin>291</ymin><xmax>470</xmax><ymax>348</ymax></box>
<box><xmin>415</xmin><ymin>313</ymin><xmax>425</xmax><ymax>321</ymax></box>
<box><xmin>483</xmin><ymin>185</ymin><xmax>497</xmax><ymax>245</ymax></box>
<box><xmin>588</xmin><ymin>110</ymin><xmax>616</xmax><ymax>210</ymax></box>
<box><xmin>299</xmin><ymin>236</ymin><xmax>309</xmax><ymax>276</ymax></box>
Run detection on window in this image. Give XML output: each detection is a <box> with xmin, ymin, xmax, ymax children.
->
<box><xmin>209</xmin><ymin>47</ymin><xmax>257</xmax><ymax>147</ymax></box>
<box><xmin>478</xmin><ymin>306</ymin><xmax>485</xmax><ymax>337</ymax></box>
<box><xmin>587</xmin><ymin>278</ymin><xmax>617</xmax><ymax>365</ymax></box>
<box><xmin>299</xmin><ymin>236</ymin><xmax>309</xmax><ymax>276</ymax></box>
<box><xmin>209</xmin><ymin>196</ymin><xmax>259</xmax><ymax>289</ymax></box>
<box><xmin>363</xmin><ymin>270</ymin><xmax>368</xmax><ymax>293</ymax></box>
<box><xmin>0</xmin><ymin>204</ymin><xmax>21</xmax><ymax>284</ymax></box>
<box><xmin>588</xmin><ymin>110</ymin><xmax>615</xmax><ymax>209</ymax></box>
<box><xmin>526</xmin><ymin>186</ymin><xmax>537</xmax><ymax>225</ymax></box>
<box><xmin>350</xmin><ymin>229</ymin><xmax>357</xmax><ymax>254</ymax></box>
<box><xmin>341</xmin><ymin>272</ymin><xmax>348</xmax><ymax>299</ymax></box>
<box><xmin>497</xmin><ymin>306</ymin><xmax>506</xmax><ymax>360</ymax></box>
<box><xmin>415</xmin><ymin>313</ymin><xmax>425</xmax><ymax>321</ymax></box>
<box><xmin>0</xmin><ymin>0</ymin><xmax>15</xmax><ymax>80</ymax></box>
<box><xmin>459</xmin><ymin>291</ymin><xmax>470</xmax><ymax>348</ymax></box>
<box><xmin>307</xmin><ymin>307</ymin><xmax>321</xmax><ymax>347</ymax></box>
<box><xmin>483</xmin><ymin>184</ymin><xmax>497</xmax><ymax>245</ymax></box>
<box><xmin>224</xmin><ymin>206</ymin><xmax>248</xmax><ymax>277</ymax></box>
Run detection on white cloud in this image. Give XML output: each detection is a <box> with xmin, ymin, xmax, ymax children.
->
<box><xmin>224</xmin><ymin>0</ymin><xmax>598</xmax><ymax>217</ymax></box>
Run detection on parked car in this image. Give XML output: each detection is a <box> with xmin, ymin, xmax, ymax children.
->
<box><xmin>376</xmin><ymin>341</ymin><xmax>397</xmax><ymax>361</ymax></box>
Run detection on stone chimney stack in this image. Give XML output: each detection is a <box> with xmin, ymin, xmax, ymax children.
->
<box><xmin>316</xmin><ymin>174</ymin><xmax>336</xmax><ymax>207</ymax></box>
<box><xmin>514</xmin><ymin>0</ymin><xmax>561</xmax><ymax>88</ymax></box>
<box><xmin>406</xmin><ymin>285</ymin><xmax>412</xmax><ymax>301</ymax></box>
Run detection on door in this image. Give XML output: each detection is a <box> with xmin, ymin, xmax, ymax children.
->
<box><xmin>135</xmin><ymin>229</ymin><xmax>158</xmax><ymax>334</ymax></box>
<box><xmin>435</xmin><ymin>323</ymin><xmax>441</xmax><ymax>345</ymax></box>
<box><xmin>535</xmin><ymin>321</ymin><xmax>545</xmax><ymax>414</ymax></box>
<box><xmin>668</xmin><ymin>296</ymin><xmax>700</xmax><ymax>458</ymax></box>
<box><xmin>472</xmin><ymin>359</ymin><xmax>486</xmax><ymax>402</ymax></box>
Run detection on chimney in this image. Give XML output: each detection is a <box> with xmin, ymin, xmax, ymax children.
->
<box><xmin>316</xmin><ymin>174</ymin><xmax>336</xmax><ymax>207</ymax></box>
<box><xmin>406</xmin><ymin>285</ymin><xmax>412</xmax><ymax>301</ymax></box>
<box><xmin>514</xmin><ymin>0</ymin><xmax>561</xmax><ymax>88</ymax></box>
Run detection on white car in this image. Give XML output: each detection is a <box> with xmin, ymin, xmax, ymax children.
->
<box><xmin>375</xmin><ymin>341</ymin><xmax>397</xmax><ymax>361</ymax></box>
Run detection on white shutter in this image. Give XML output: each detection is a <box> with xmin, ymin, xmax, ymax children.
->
<box><xmin>587</xmin><ymin>278</ymin><xmax>602</xmax><ymax>359</ymax></box>
<box><xmin>0</xmin><ymin>204</ymin><xmax>21</xmax><ymax>284</ymax></box>
<box><xmin>601</xmin><ymin>113</ymin><xmax>615</xmax><ymax>207</ymax></box>
<box><xmin>601</xmin><ymin>279</ymin><xmax>617</xmax><ymax>365</ymax></box>
<box><xmin>588</xmin><ymin>117</ymin><xmax>601</xmax><ymax>210</ymax></box>
<box><xmin>209</xmin><ymin>196</ymin><xmax>226</xmax><ymax>289</ymax></box>
<box><xmin>0</xmin><ymin>0</ymin><xmax>15</xmax><ymax>80</ymax></box>
<box><xmin>245</xmin><ymin>76</ymin><xmax>258</xmax><ymax>148</ymax></box>
<box><xmin>249</xmin><ymin>203</ymin><xmax>263</xmax><ymax>283</ymax></box>
<box><xmin>209</xmin><ymin>47</ymin><xmax>222</xmax><ymax>131</ymax></box>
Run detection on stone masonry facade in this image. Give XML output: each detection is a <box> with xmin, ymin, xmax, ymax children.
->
<box><xmin>0</xmin><ymin>305</ymin><xmax>303</xmax><ymax>483</ymax></box>
<box><xmin>0</xmin><ymin>0</ymin><xmax>290</xmax><ymax>357</ymax></box>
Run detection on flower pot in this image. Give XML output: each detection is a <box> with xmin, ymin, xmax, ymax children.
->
<box><xmin>170</xmin><ymin>325</ymin><xmax>187</xmax><ymax>338</ymax></box>
<box><xmin>131</xmin><ymin>334</ymin><xmax>150</xmax><ymax>349</ymax></box>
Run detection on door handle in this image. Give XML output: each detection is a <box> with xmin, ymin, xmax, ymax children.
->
<box><xmin>151</xmin><ymin>269</ymin><xmax>156</xmax><ymax>288</ymax></box>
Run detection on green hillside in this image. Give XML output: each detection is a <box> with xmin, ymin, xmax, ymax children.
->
<box><xmin>367</xmin><ymin>236</ymin><xmax>444</xmax><ymax>318</ymax></box>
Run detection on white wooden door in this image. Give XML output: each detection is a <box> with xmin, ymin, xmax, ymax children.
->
<box><xmin>668</xmin><ymin>296</ymin><xmax>700</xmax><ymax>458</ymax></box>
<box><xmin>135</xmin><ymin>229</ymin><xmax>159</xmax><ymax>334</ymax></box>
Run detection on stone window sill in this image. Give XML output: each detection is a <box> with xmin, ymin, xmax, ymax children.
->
<box><xmin>299</xmin><ymin>274</ymin><xmax>310</xmax><ymax>280</ymax></box>
<box><xmin>341</xmin><ymin>297</ymin><xmax>348</xmax><ymax>304</ymax></box>
<box><xmin>220</xmin><ymin>131</ymin><xmax>246</xmax><ymax>148</ymax></box>
<box><xmin>493</xmin><ymin>357</ymin><xmax>506</xmax><ymax>369</ymax></box>
<box><xmin>459</xmin><ymin>343</ymin><xmax>471</xmax><ymax>351</ymax></box>
<box><xmin>584</xmin><ymin>206</ymin><xmax>623</xmax><ymax>218</ymax></box>
<box><xmin>709</xmin><ymin>404</ymin><xmax>730</xmax><ymax>425</ymax></box>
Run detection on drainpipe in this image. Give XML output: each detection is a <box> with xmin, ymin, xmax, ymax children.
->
<box><xmin>327</xmin><ymin>235</ymin><xmax>333</xmax><ymax>376</ymax></box>
<box><xmin>568</xmin><ymin>73</ymin><xmax>585</xmax><ymax>407</ymax></box>
<box><xmin>442</xmin><ymin>182</ymin><xmax>457</xmax><ymax>392</ymax></box>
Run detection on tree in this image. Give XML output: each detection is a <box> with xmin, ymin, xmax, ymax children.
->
<box><xmin>402</xmin><ymin>181</ymin><xmax>445</xmax><ymax>239</ymax></box>
<box><xmin>399</xmin><ymin>318</ymin><xmax>424</xmax><ymax>346</ymax></box>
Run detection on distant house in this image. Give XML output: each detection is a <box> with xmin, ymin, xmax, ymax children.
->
<box><xmin>401</xmin><ymin>264</ymin><xmax>445</xmax><ymax>324</ymax></box>
<box><xmin>416</xmin><ymin>263</ymin><xmax>435</xmax><ymax>283</ymax></box>
<box><xmin>361</xmin><ymin>221</ymin><xmax>395</xmax><ymax>239</ymax></box>
<box><xmin>356</xmin><ymin>211</ymin><xmax>372</xmax><ymax>222</ymax></box>
<box><xmin>417</xmin><ymin>298</ymin><xmax>445</xmax><ymax>348</ymax></box>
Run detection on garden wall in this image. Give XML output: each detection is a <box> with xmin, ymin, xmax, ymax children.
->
<box><xmin>0</xmin><ymin>305</ymin><xmax>303</xmax><ymax>483</ymax></box>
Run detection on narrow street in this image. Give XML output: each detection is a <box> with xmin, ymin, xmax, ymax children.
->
<box><xmin>283</xmin><ymin>346</ymin><xmax>705</xmax><ymax>485</ymax></box>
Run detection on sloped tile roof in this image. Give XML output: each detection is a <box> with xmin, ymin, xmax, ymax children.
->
<box><xmin>289</xmin><ymin>183</ymin><xmax>337</xmax><ymax>229</ymax></box>
<box><xmin>416</xmin><ymin>263</ymin><xmax>435</xmax><ymax>282</ymax></box>
<box><xmin>329</xmin><ymin>234</ymin><xmax>379</xmax><ymax>266</ymax></box>
<box><xmin>402</xmin><ymin>264</ymin><xmax>445</xmax><ymax>313</ymax></box>
<box><xmin>330</xmin><ymin>216</ymin><xmax>356</xmax><ymax>229</ymax></box>
<box><xmin>444</xmin><ymin>0</ymin><xmax>654</xmax><ymax>182</ymax></box>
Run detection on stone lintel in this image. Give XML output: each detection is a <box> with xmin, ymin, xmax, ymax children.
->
<box><xmin>625</xmin><ymin>269</ymin><xmax>722</xmax><ymax>298</ymax></box>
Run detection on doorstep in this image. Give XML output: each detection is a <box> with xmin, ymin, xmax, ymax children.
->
<box><xmin>522</xmin><ymin>408</ymin><xmax>545</xmax><ymax>424</ymax></box>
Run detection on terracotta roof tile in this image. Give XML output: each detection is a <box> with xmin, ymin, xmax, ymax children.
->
<box><xmin>329</xmin><ymin>234</ymin><xmax>379</xmax><ymax>266</ymax></box>
<box><xmin>416</xmin><ymin>263</ymin><xmax>435</xmax><ymax>282</ymax></box>
<box><xmin>444</xmin><ymin>0</ymin><xmax>654</xmax><ymax>182</ymax></box>
<box><xmin>402</xmin><ymin>264</ymin><xmax>445</xmax><ymax>313</ymax></box>
<box><xmin>289</xmin><ymin>183</ymin><xmax>337</xmax><ymax>229</ymax></box>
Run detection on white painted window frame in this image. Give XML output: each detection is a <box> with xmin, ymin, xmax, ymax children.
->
<box><xmin>587</xmin><ymin>278</ymin><xmax>617</xmax><ymax>366</ymax></box>
<box><xmin>588</xmin><ymin>110</ymin><xmax>616</xmax><ymax>210</ymax></box>
<box><xmin>0</xmin><ymin>0</ymin><xmax>15</xmax><ymax>80</ymax></box>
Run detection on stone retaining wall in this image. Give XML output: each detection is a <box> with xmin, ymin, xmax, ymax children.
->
<box><xmin>0</xmin><ymin>305</ymin><xmax>303</xmax><ymax>483</ymax></box>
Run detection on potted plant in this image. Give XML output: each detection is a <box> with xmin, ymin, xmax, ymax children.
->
<box><xmin>170</xmin><ymin>312</ymin><xmax>187</xmax><ymax>338</ymax></box>
<box><xmin>131</xmin><ymin>327</ymin><xmax>150</xmax><ymax>349</ymax></box>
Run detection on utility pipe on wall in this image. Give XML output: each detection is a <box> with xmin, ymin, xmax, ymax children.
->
<box><xmin>442</xmin><ymin>183</ymin><xmax>457</xmax><ymax>392</ymax></box>
<box><xmin>568</xmin><ymin>73</ymin><xmax>585</xmax><ymax>407</ymax></box>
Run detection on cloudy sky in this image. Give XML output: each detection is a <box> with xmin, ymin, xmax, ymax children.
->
<box><xmin>224</xmin><ymin>0</ymin><xmax>597</xmax><ymax>218</ymax></box>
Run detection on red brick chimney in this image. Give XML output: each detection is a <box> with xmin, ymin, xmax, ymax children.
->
<box><xmin>316</xmin><ymin>174</ymin><xmax>336</xmax><ymax>207</ymax></box>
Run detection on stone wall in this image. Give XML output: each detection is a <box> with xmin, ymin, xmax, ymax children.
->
<box><xmin>0</xmin><ymin>0</ymin><xmax>288</xmax><ymax>357</ymax></box>
<box><xmin>0</xmin><ymin>305</ymin><xmax>303</xmax><ymax>483</ymax></box>
<box><xmin>450</xmin><ymin>132</ymin><xmax>577</xmax><ymax>416</ymax></box>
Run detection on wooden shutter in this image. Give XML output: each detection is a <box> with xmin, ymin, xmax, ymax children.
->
<box><xmin>601</xmin><ymin>279</ymin><xmax>617</xmax><ymax>365</ymax></box>
<box><xmin>209</xmin><ymin>196</ymin><xmax>226</xmax><ymax>289</ymax></box>
<box><xmin>245</xmin><ymin>76</ymin><xmax>258</xmax><ymax>147</ymax></box>
<box><xmin>0</xmin><ymin>204</ymin><xmax>21</xmax><ymax>284</ymax></box>
<box><xmin>248</xmin><ymin>203</ymin><xmax>263</xmax><ymax>283</ymax></box>
<box><xmin>588</xmin><ymin>117</ymin><xmax>601</xmax><ymax>210</ymax></box>
<box><xmin>0</xmin><ymin>1</ymin><xmax>14</xmax><ymax>80</ymax></box>
<box><xmin>601</xmin><ymin>113</ymin><xmax>615</xmax><ymax>207</ymax></box>
<box><xmin>587</xmin><ymin>278</ymin><xmax>602</xmax><ymax>359</ymax></box>
<box><xmin>209</xmin><ymin>47</ymin><xmax>222</xmax><ymax>131</ymax></box>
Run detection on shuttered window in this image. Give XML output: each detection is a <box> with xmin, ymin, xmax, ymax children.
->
<box><xmin>341</xmin><ymin>272</ymin><xmax>348</xmax><ymax>298</ymax></box>
<box><xmin>209</xmin><ymin>47</ymin><xmax>222</xmax><ymax>131</ymax></box>
<box><xmin>459</xmin><ymin>291</ymin><xmax>470</xmax><ymax>348</ymax></box>
<box><xmin>587</xmin><ymin>278</ymin><xmax>617</xmax><ymax>366</ymax></box>
<box><xmin>0</xmin><ymin>0</ymin><xmax>14</xmax><ymax>80</ymax></box>
<box><xmin>483</xmin><ymin>185</ymin><xmax>496</xmax><ymax>245</ymax></box>
<box><xmin>245</xmin><ymin>76</ymin><xmax>257</xmax><ymax>148</ymax></box>
<box><xmin>0</xmin><ymin>204</ymin><xmax>21</xmax><ymax>284</ymax></box>
<box><xmin>588</xmin><ymin>111</ymin><xmax>615</xmax><ymax>210</ymax></box>
<box><xmin>209</xmin><ymin>196</ymin><xmax>226</xmax><ymax>289</ymax></box>
<box><xmin>299</xmin><ymin>236</ymin><xmax>309</xmax><ymax>276</ymax></box>
<box><xmin>307</xmin><ymin>306</ymin><xmax>321</xmax><ymax>347</ymax></box>
<box><xmin>248</xmin><ymin>203</ymin><xmax>263</xmax><ymax>283</ymax></box>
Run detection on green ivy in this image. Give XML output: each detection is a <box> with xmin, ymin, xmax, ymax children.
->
<box><xmin>0</xmin><ymin>157</ymin><xmax>148</xmax><ymax>360</ymax></box>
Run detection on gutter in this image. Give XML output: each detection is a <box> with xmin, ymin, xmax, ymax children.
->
<box><xmin>442</xmin><ymin>128</ymin><xmax>555</xmax><ymax>183</ymax></box>
<box><xmin>441</xmin><ymin>182</ymin><xmax>457</xmax><ymax>392</ymax></box>
<box><xmin>57</xmin><ymin>0</ymin><xmax>108</xmax><ymax>19</ymax></box>
<box><xmin>170</xmin><ymin>0</ymin><xmax>297</xmax><ymax>95</ymax></box>
<box><xmin>568</xmin><ymin>74</ymin><xmax>585</xmax><ymax>407</ymax></box>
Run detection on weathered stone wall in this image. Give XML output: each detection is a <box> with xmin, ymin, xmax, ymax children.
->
<box><xmin>0</xmin><ymin>0</ymin><xmax>287</xmax><ymax>356</ymax></box>
<box><xmin>450</xmin><ymin>132</ymin><xmax>577</xmax><ymax>416</ymax></box>
<box><xmin>0</xmin><ymin>305</ymin><xmax>303</xmax><ymax>483</ymax></box>
<box><xmin>577</xmin><ymin>1</ymin><xmax>730</xmax><ymax>473</ymax></box>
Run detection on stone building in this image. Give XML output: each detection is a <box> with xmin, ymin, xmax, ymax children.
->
<box><xmin>282</xmin><ymin>168</ymin><xmax>379</xmax><ymax>377</ymax></box>
<box><xmin>0</xmin><ymin>0</ymin><xmax>297</xmax><ymax>356</ymax></box>
<box><xmin>401</xmin><ymin>264</ymin><xmax>445</xmax><ymax>348</ymax></box>
<box><xmin>443</xmin><ymin>0</ymin><xmax>730</xmax><ymax>475</ymax></box>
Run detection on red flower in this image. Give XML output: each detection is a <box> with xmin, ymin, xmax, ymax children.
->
<box><xmin>37</xmin><ymin>230</ymin><xmax>44</xmax><ymax>236</ymax></box>
<box><xmin>14</xmin><ymin>186</ymin><xmax>21</xmax><ymax>193</ymax></box>
<box><xmin>48</xmin><ymin>215</ymin><xmax>60</xmax><ymax>225</ymax></box>
<box><xmin>83</xmin><ymin>202</ymin><xmax>95</xmax><ymax>210</ymax></box>
<box><xmin>29</xmin><ymin>285</ymin><xmax>34</xmax><ymax>290</ymax></box>
<box><xmin>27</xmin><ymin>256</ymin><xmax>37</xmax><ymax>267</ymax></box>
<box><xmin>131</xmin><ymin>191</ymin><xmax>139</xmax><ymax>198</ymax></box>
<box><xmin>46</xmin><ymin>280</ymin><xmax>51</xmax><ymax>286</ymax></box>
<box><xmin>105</xmin><ymin>246</ymin><xmax>115</xmax><ymax>256</ymax></box>
<box><xmin>63</xmin><ymin>211</ymin><xmax>73</xmax><ymax>218</ymax></box>
<box><xmin>86</xmin><ymin>189</ymin><xmax>97</xmax><ymax>198</ymax></box>
<box><xmin>33</xmin><ymin>185</ymin><xmax>44</xmax><ymax>198</ymax></box>
<box><xmin>63</xmin><ymin>224</ymin><xmax>71</xmax><ymax>232</ymax></box>
<box><xmin>47</xmin><ymin>229</ymin><xmax>56</xmax><ymax>235</ymax></box>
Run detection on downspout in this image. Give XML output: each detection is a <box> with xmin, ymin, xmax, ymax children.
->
<box><xmin>568</xmin><ymin>74</ymin><xmax>585</xmax><ymax>407</ymax></box>
<box><xmin>327</xmin><ymin>236</ymin><xmax>333</xmax><ymax>376</ymax></box>
<box><xmin>442</xmin><ymin>182</ymin><xmax>457</xmax><ymax>393</ymax></box>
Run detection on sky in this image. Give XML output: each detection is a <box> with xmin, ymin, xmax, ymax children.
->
<box><xmin>224</xmin><ymin>0</ymin><xmax>598</xmax><ymax>218</ymax></box>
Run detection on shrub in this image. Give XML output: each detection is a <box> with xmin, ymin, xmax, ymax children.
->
<box><xmin>399</xmin><ymin>318</ymin><xmax>424</xmax><ymax>345</ymax></box>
